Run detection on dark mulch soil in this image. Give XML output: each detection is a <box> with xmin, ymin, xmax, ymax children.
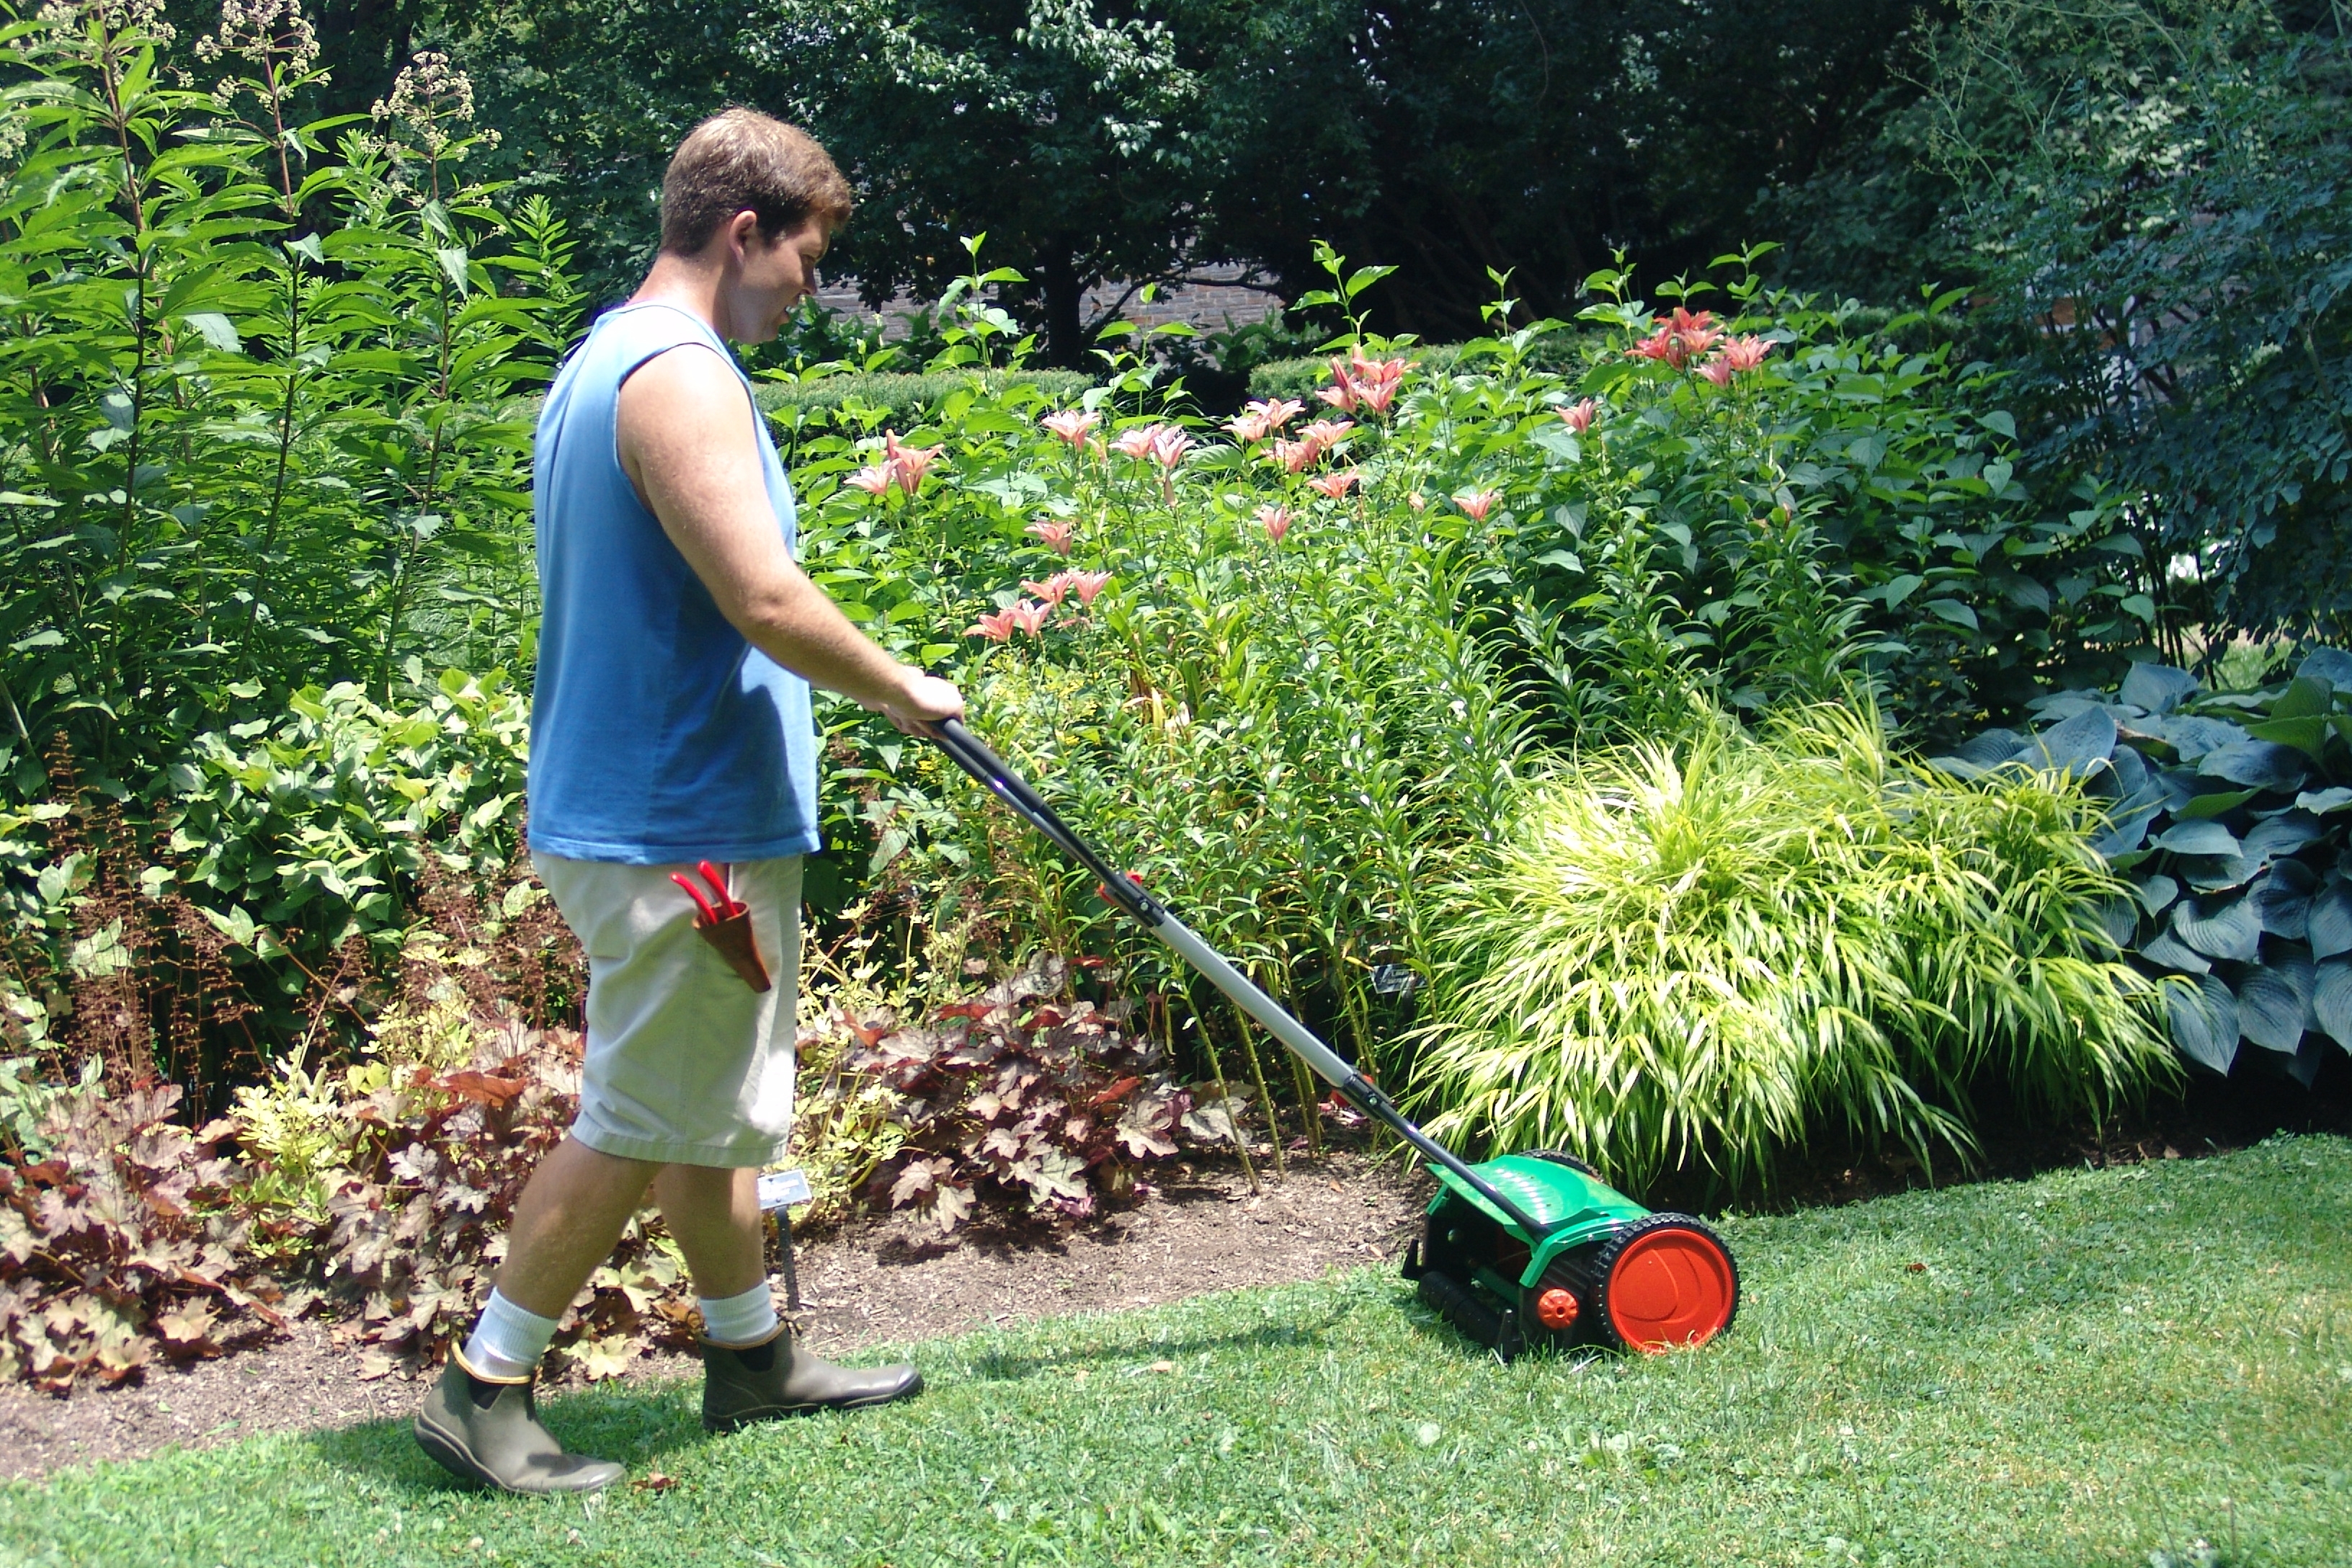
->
<box><xmin>4</xmin><ymin>1061</ymin><xmax>2345</xmax><ymax>1484</ymax></box>
<box><xmin>0</xmin><ymin>1147</ymin><xmax>1430</xmax><ymax>1483</ymax></box>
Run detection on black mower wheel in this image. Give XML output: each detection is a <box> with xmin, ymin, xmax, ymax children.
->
<box><xmin>1590</xmin><ymin>1211</ymin><xmax>1739</xmax><ymax>1353</ymax></box>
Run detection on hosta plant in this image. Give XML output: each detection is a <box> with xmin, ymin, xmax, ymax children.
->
<box><xmin>844</xmin><ymin>956</ymin><xmax>1191</xmax><ymax>1232</ymax></box>
<box><xmin>1937</xmin><ymin>648</ymin><xmax>2352</xmax><ymax>1080</ymax></box>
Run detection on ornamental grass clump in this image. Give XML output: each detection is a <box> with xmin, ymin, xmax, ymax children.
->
<box><xmin>1412</xmin><ymin>706</ymin><xmax>2175</xmax><ymax>1193</ymax></box>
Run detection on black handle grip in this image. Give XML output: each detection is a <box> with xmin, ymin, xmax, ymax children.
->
<box><xmin>921</xmin><ymin>718</ymin><xmax>1164</xmax><ymax>925</ymax></box>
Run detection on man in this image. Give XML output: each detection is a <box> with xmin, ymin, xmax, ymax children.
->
<box><xmin>414</xmin><ymin>108</ymin><xmax>962</xmax><ymax>1494</ymax></box>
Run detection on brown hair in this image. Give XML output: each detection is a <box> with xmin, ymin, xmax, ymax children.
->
<box><xmin>659</xmin><ymin>108</ymin><xmax>853</xmax><ymax>256</ymax></box>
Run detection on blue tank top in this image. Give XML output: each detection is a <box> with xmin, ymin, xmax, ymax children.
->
<box><xmin>526</xmin><ymin>302</ymin><xmax>819</xmax><ymax>864</ymax></box>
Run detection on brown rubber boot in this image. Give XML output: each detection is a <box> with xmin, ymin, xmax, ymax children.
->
<box><xmin>700</xmin><ymin>1323</ymin><xmax>923</xmax><ymax>1433</ymax></box>
<box><xmin>414</xmin><ymin>1348</ymin><xmax>626</xmax><ymax>1494</ymax></box>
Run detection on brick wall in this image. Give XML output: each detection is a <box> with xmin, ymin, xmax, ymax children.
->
<box><xmin>812</xmin><ymin>263</ymin><xmax>1280</xmax><ymax>339</ymax></box>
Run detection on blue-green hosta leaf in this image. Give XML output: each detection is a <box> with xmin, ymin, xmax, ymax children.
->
<box><xmin>2090</xmin><ymin>798</ymin><xmax>2163</xmax><ymax>858</ymax></box>
<box><xmin>2297</xmin><ymin>786</ymin><xmax>2352</xmax><ymax>815</ymax></box>
<box><xmin>2095</xmin><ymin>897</ymin><xmax>2139</xmax><ymax>949</ymax></box>
<box><xmin>2246</xmin><ymin>716</ymin><xmax>2330</xmax><ymax>765</ymax></box>
<box><xmin>2175</xmin><ymin>786</ymin><xmax>2257</xmax><ymax>820</ymax></box>
<box><xmin>1954</xmin><ymin>728</ymin><xmax>2029</xmax><ymax>767</ymax></box>
<box><xmin>2155</xmin><ymin>715</ymin><xmax>2247</xmax><ymax>761</ymax></box>
<box><xmin>2239</xmin><ymin>809</ymin><xmax>2323</xmax><ymax>865</ymax></box>
<box><xmin>2023</xmin><ymin>707</ymin><xmax>2116</xmax><ymax>775</ymax></box>
<box><xmin>2237</xmin><ymin>945</ymin><xmax>2315</xmax><ymax>1054</ymax></box>
<box><xmin>2152</xmin><ymin>819</ymin><xmax>2242</xmax><ymax>858</ymax></box>
<box><xmin>2137</xmin><ymin>873</ymin><xmax>2181</xmax><ymax>917</ymax></box>
<box><xmin>2173</xmin><ymin>894</ymin><xmax>2261</xmax><ymax>961</ymax></box>
<box><xmin>2268</xmin><ymin>674</ymin><xmax>2334</xmax><ymax>720</ymax></box>
<box><xmin>2199</xmin><ymin>740</ymin><xmax>2310</xmax><ymax>790</ymax></box>
<box><xmin>2138</xmin><ymin>927</ymin><xmax>2211</xmax><ymax>975</ymax></box>
<box><xmin>2314</xmin><ymin>959</ymin><xmax>2352</xmax><ymax>1051</ymax></box>
<box><xmin>2294</xmin><ymin>648</ymin><xmax>2352</xmax><ymax>692</ymax></box>
<box><xmin>2167</xmin><ymin>974</ymin><xmax>2238</xmax><ymax>1074</ymax></box>
<box><xmin>2120</xmin><ymin>662</ymin><xmax>2201</xmax><ymax>714</ymax></box>
<box><xmin>2309</xmin><ymin>878</ymin><xmax>2352</xmax><ymax>962</ymax></box>
<box><xmin>2182</xmin><ymin>856</ymin><xmax>2261</xmax><ymax>894</ymax></box>
<box><xmin>2108</xmin><ymin>744</ymin><xmax>2150</xmax><ymax>797</ymax></box>
<box><xmin>2251</xmin><ymin>860</ymin><xmax>2316</xmax><ymax>940</ymax></box>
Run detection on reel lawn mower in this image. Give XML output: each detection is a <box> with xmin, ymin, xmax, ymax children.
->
<box><xmin>925</xmin><ymin>718</ymin><xmax>1739</xmax><ymax>1358</ymax></box>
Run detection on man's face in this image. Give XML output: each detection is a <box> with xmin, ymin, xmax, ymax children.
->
<box><xmin>733</xmin><ymin>216</ymin><xmax>829</xmax><ymax>343</ymax></box>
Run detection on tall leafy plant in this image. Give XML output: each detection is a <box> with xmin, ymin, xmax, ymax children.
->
<box><xmin>0</xmin><ymin>0</ymin><xmax>570</xmax><ymax>789</ymax></box>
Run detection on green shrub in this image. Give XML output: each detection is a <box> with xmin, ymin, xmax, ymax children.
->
<box><xmin>758</xmin><ymin>370</ymin><xmax>1095</xmax><ymax>431</ymax></box>
<box><xmin>0</xmin><ymin>11</ymin><xmax>572</xmax><ymax>781</ymax></box>
<box><xmin>1409</xmin><ymin>705</ymin><xmax>2174</xmax><ymax>1192</ymax></box>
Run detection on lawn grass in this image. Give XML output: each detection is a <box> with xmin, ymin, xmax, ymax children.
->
<box><xmin>2</xmin><ymin>1136</ymin><xmax>2348</xmax><ymax>1567</ymax></box>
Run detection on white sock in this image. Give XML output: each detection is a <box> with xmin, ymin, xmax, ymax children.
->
<box><xmin>698</xmin><ymin>1281</ymin><xmax>778</xmax><ymax>1347</ymax></box>
<box><xmin>463</xmin><ymin>1289</ymin><xmax>559</xmax><ymax>1380</ymax></box>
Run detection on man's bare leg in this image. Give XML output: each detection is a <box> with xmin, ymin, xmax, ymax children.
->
<box><xmin>491</xmin><ymin>1136</ymin><xmax>661</xmax><ymax>1318</ymax></box>
<box><xmin>653</xmin><ymin>1163</ymin><xmax>765</xmax><ymax>1301</ymax></box>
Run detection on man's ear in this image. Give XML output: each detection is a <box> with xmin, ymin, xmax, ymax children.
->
<box><xmin>725</xmin><ymin>208</ymin><xmax>765</xmax><ymax>260</ymax></box>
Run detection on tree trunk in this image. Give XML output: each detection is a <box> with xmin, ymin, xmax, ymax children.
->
<box><xmin>1040</xmin><ymin>242</ymin><xmax>1084</xmax><ymax>368</ymax></box>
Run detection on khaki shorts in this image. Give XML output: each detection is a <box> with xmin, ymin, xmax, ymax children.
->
<box><xmin>532</xmin><ymin>853</ymin><xmax>802</xmax><ymax>1168</ymax></box>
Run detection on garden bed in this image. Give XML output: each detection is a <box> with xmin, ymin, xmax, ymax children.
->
<box><xmin>0</xmin><ymin>1146</ymin><xmax>1427</xmax><ymax>1482</ymax></box>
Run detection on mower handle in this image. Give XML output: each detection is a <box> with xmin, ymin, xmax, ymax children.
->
<box><xmin>919</xmin><ymin>717</ymin><xmax>1559</xmax><ymax>1241</ymax></box>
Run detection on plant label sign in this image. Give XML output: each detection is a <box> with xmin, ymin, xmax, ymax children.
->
<box><xmin>757</xmin><ymin>1170</ymin><xmax>813</xmax><ymax>1211</ymax></box>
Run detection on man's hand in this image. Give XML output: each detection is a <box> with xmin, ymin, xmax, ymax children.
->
<box><xmin>872</xmin><ymin>670</ymin><xmax>964</xmax><ymax>736</ymax></box>
<box><xmin>617</xmin><ymin>344</ymin><xmax>963</xmax><ymax>726</ymax></box>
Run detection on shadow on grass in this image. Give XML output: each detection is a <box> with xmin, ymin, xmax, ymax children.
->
<box><xmin>306</xmin><ymin>1373</ymin><xmax>712</xmax><ymax>1494</ymax></box>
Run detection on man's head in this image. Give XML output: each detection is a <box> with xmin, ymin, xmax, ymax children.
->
<box><xmin>659</xmin><ymin>109</ymin><xmax>852</xmax><ymax>342</ymax></box>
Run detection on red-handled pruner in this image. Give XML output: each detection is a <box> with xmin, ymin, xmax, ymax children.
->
<box><xmin>669</xmin><ymin>860</ymin><xmax>771</xmax><ymax>993</ymax></box>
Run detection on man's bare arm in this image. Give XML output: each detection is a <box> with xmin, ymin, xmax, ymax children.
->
<box><xmin>616</xmin><ymin>344</ymin><xmax>960</xmax><ymax>731</ymax></box>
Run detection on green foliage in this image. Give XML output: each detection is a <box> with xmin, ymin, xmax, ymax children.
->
<box><xmin>5</xmin><ymin>1139</ymin><xmax>2349</xmax><ymax>1564</ymax></box>
<box><xmin>0</xmin><ymin>1079</ymin><xmax>291</xmax><ymax>1390</ymax></box>
<box><xmin>0</xmin><ymin>6</ymin><xmax>573</xmax><ymax>783</ymax></box>
<box><xmin>757</xmin><ymin>369</ymin><xmax>1093</xmax><ymax>429</ymax></box>
<box><xmin>1774</xmin><ymin>1</ymin><xmax>2352</xmax><ymax>649</ymax></box>
<box><xmin>1411</xmin><ymin>706</ymin><xmax>2174</xmax><ymax>1193</ymax></box>
<box><xmin>1941</xmin><ymin>647</ymin><xmax>2352</xmax><ymax>1080</ymax></box>
<box><xmin>840</xmin><ymin>954</ymin><xmax>1193</xmax><ymax>1234</ymax></box>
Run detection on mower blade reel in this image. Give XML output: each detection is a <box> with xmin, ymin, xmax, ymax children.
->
<box><xmin>1412</xmin><ymin>1258</ymin><xmax>1522</xmax><ymax>1360</ymax></box>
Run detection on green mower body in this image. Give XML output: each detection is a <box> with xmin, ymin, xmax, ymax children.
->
<box><xmin>1402</xmin><ymin>1153</ymin><xmax>1739</xmax><ymax>1358</ymax></box>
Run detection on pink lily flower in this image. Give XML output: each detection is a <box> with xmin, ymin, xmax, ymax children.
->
<box><xmin>1628</xmin><ymin>327</ymin><xmax>1685</xmax><ymax>367</ymax></box>
<box><xmin>1005</xmin><ymin>600</ymin><xmax>1051</xmax><ymax>638</ymax></box>
<box><xmin>1026</xmin><ymin>518</ymin><xmax>1076</xmax><ymax>555</ymax></box>
<box><xmin>883</xmin><ymin>430</ymin><xmax>945</xmax><ymax>494</ymax></box>
<box><xmin>1664</xmin><ymin>307</ymin><xmax>1723</xmax><ymax>361</ymax></box>
<box><xmin>1148</xmin><ymin>425</ymin><xmax>1194</xmax><ymax>471</ymax></box>
<box><xmin>1559</xmin><ymin>398</ymin><xmax>1599</xmax><ymax>434</ymax></box>
<box><xmin>846</xmin><ymin>464</ymin><xmax>894</xmax><ymax>496</ymax></box>
<box><xmin>1271</xmin><ymin>438</ymin><xmax>1319</xmax><ymax>473</ymax></box>
<box><xmin>1298</xmin><ymin>418</ymin><xmax>1355</xmax><ymax>453</ymax></box>
<box><xmin>1256</xmin><ymin>504</ymin><xmax>1293</xmax><ymax>543</ymax></box>
<box><xmin>1307</xmin><ymin>470</ymin><xmax>1361</xmax><ymax>500</ymax></box>
<box><xmin>1720</xmin><ymin>335</ymin><xmax>1772</xmax><ymax>373</ymax></box>
<box><xmin>1225</xmin><ymin>398</ymin><xmax>1304</xmax><ymax>443</ymax></box>
<box><xmin>1319</xmin><ymin>349</ymin><xmax>1410</xmax><ymax>415</ymax></box>
<box><xmin>1110</xmin><ymin>425</ymin><xmax>1159</xmax><ymax>460</ymax></box>
<box><xmin>1041</xmin><ymin>409</ymin><xmax>1099</xmax><ymax>447</ymax></box>
<box><xmin>1695</xmin><ymin>358</ymin><xmax>1737</xmax><ymax>388</ymax></box>
<box><xmin>1064</xmin><ymin>569</ymin><xmax>1112</xmax><ymax>606</ymax></box>
<box><xmin>966</xmin><ymin>609</ymin><xmax>1016</xmax><ymax>641</ymax></box>
<box><xmin>1023</xmin><ymin>576</ymin><xmax>1070</xmax><ymax>606</ymax></box>
<box><xmin>1454</xmin><ymin>489</ymin><xmax>1500</xmax><ymax>522</ymax></box>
